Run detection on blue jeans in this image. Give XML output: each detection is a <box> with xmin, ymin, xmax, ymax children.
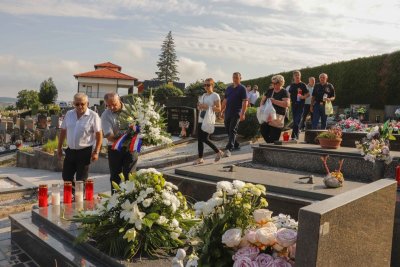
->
<box><xmin>312</xmin><ymin>103</ymin><xmax>327</xmax><ymax>129</ymax></box>
<box><xmin>291</xmin><ymin>103</ymin><xmax>304</xmax><ymax>139</ymax></box>
<box><xmin>224</xmin><ymin>115</ymin><xmax>240</xmax><ymax>151</ymax></box>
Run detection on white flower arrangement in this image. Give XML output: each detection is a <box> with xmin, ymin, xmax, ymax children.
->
<box><xmin>72</xmin><ymin>168</ymin><xmax>199</xmax><ymax>260</ymax></box>
<box><xmin>395</xmin><ymin>108</ymin><xmax>400</xmax><ymax>119</ymax></box>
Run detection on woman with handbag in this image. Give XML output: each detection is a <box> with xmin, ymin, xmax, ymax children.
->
<box><xmin>259</xmin><ymin>75</ymin><xmax>290</xmax><ymax>143</ymax></box>
<box><xmin>194</xmin><ymin>78</ymin><xmax>224</xmax><ymax>165</ymax></box>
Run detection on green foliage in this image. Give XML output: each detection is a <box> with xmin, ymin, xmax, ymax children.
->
<box><xmin>155</xmin><ymin>31</ymin><xmax>179</xmax><ymax>82</ymax></box>
<box><xmin>39</xmin><ymin>77</ymin><xmax>58</xmax><ymax>105</ymax></box>
<box><xmin>42</xmin><ymin>137</ymin><xmax>59</xmax><ymax>154</ymax></box>
<box><xmin>16</xmin><ymin>89</ymin><xmax>40</xmax><ymax>109</ymax></box>
<box><xmin>254</xmin><ymin>97</ymin><xmax>262</xmax><ymax>107</ymax></box>
<box><xmin>48</xmin><ymin>104</ymin><xmax>61</xmax><ymax>115</ymax></box>
<box><xmin>153</xmin><ymin>84</ymin><xmax>183</xmax><ymax>102</ymax></box>
<box><xmin>184</xmin><ymin>81</ymin><xmax>227</xmax><ymax>99</ymax></box>
<box><xmin>241</xmin><ymin>50</ymin><xmax>400</xmax><ymax>108</ymax></box>
<box><xmin>238</xmin><ymin>107</ymin><xmax>260</xmax><ymax>138</ymax></box>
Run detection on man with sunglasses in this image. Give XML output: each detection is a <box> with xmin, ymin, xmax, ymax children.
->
<box><xmin>221</xmin><ymin>72</ymin><xmax>248</xmax><ymax>157</ymax></box>
<box><xmin>57</xmin><ymin>93</ymin><xmax>102</xmax><ymax>194</ymax></box>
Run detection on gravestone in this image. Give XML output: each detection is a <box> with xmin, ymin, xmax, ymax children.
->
<box><xmin>295</xmin><ymin>179</ymin><xmax>396</xmax><ymax>267</ymax></box>
<box><xmin>350</xmin><ymin>104</ymin><xmax>370</xmax><ymax>121</ymax></box>
<box><xmin>165</xmin><ymin>106</ymin><xmax>197</xmax><ymax>137</ymax></box>
<box><xmin>50</xmin><ymin>115</ymin><xmax>59</xmax><ymax>128</ymax></box>
<box><xmin>19</xmin><ymin>118</ymin><xmax>25</xmax><ymax>132</ymax></box>
<box><xmin>384</xmin><ymin>105</ymin><xmax>400</xmax><ymax>120</ymax></box>
<box><xmin>0</xmin><ymin>122</ymin><xmax>6</xmax><ymax>132</ymax></box>
<box><xmin>6</xmin><ymin>121</ymin><xmax>14</xmax><ymax>131</ymax></box>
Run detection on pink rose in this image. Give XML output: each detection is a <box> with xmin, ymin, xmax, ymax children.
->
<box><xmin>276</xmin><ymin>228</ymin><xmax>297</xmax><ymax>248</ymax></box>
<box><xmin>233</xmin><ymin>247</ymin><xmax>260</xmax><ymax>261</ymax></box>
<box><xmin>256</xmin><ymin>224</ymin><xmax>277</xmax><ymax>246</ymax></box>
<box><xmin>255</xmin><ymin>253</ymin><xmax>274</xmax><ymax>267</ymax></box>
<box><xmin>245</xmin><ymin>230</ymin><xmax>257</xmax><ymax>244</ymax></box>
<box><xmin>222</xmin><ymin>228</ymin><xmax>242</xmax><ymax>248</ymax></box>
<box><xmin>233</xmin><ymin>257</ymin><xmax>258</xmax><ymax>267</ymax></box>
<box><xmin>272</xmin><ymin>257</ymin><xmax>293</xmax><ymax>267</ymax></box>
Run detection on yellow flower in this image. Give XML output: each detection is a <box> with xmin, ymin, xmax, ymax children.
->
<box><xmin>123</xmin><ymin>228</ymin><xmax>137</xmax><ymax>242</ymax></box>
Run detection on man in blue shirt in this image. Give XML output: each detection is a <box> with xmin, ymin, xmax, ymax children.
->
<box><xmin>221</xmin><ymin>72</ymin><xmax>248</xmax><ymax>157</ymax></box>
<box><xmin>288</xmin><ymin>71</ymin><xmax>309</xmax><ymax>140</ymax></box>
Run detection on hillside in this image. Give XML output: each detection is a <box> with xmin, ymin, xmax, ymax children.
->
<box><xmin>0</xmin><ymin>97</ymin><xmax>16</xmax><ymax>103</ymax></box>
<box><xmin>242</xmin><ymin>51</ymin><xmax>400</xmax><ymax>108</ymax></box>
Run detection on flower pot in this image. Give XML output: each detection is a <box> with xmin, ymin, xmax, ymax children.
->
<box><xmin>317</xmin><ymin>137</ymin><xmax>342</xmax><ymax>149</ymax></box>
<box><xmin>372</xmin><ymin>160</ymin><xmax>385</xmax><ymax>181</ymax></box>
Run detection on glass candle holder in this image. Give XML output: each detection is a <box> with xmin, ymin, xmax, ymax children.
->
<box><xmin>38</xmin><ymin>184</ymin><xmax>48</xmax><ymax>207</ymax></box>
<box><xmin>51</xmin><ymin>184</ymin><xmax>60</xmax><ymax>206</ymax></box>
<box><xmin>85</xmin><ymin>179</ymin><xmax>94</xmax><ymax>201</ymax></box>
<box><xmin>63</xmin><ymin>181</ymin><xmax>72</xmax><ymax>204</ymax></box>
<box><xmin>75</xmin><ymin>181</ymin><xmax>84</xmax><ymax>203</ymax></box>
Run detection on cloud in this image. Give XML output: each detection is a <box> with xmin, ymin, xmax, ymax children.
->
<box><xmin>178</xmin><ymin>57</ymin><xmax>207</xmax><ymax>82</ymax></box>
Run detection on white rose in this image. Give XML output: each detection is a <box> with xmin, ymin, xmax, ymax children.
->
<box><xmin>256</xmin><ymin>224</ymin><xmax>277</xmax><ymax>246</ymax></box>
<box><xmin>171</xmin><ymin>218</ymin><xmax>179</xmax><ymax>228</ymax></box>
<box><xmin>175</xmin><ymin>248</ymin><xmax>186</xmax><ymax>260</ymax></box>
<box><xmin>221</xmin><ymin>228</ymin><xmax>242</xmax><ymax>248</ymax></box>
<box><xmin>142</xmin><ymin>198</ymin><xmax>152</xmax><ymax>208</ymax></box>
<box><xmin>253</xmin><ymin>209</ymin><xmax>273</xmax><ymax>224</ymax></box>
<box><xmin>156</xmin><ymin>216</ymin><xmax>168</xmax><ymax>225</ymax></box>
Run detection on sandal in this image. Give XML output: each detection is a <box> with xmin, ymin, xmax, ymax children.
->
<box><xmin>193</xmin><ymin>158</ymin><xmax>204</xmax><ymax>165</ymax></box>
<box><xmin>214</xmin><ymin>151</ymin><xmax>224</xmax><ymax>162</ymax></box>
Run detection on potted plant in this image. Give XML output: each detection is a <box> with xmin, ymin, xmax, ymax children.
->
<box><xmin>357</xmin><ymin>107</ymin><xmax>366</xmax><ymax>121</ymax></box>
<box><xmin>316</xmin><ymin>127</ymin><xmax>342</xmax><ymax>149</ymax></box>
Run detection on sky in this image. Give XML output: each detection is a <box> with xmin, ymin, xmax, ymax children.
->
<box><xmin>0</xmin><ymin>0</ymin><xmax>400</xmax><ymax>101</ymax></box>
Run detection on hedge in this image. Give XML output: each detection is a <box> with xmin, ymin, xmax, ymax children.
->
<box><xmin>238</xmin><ymin>107</ymin><xmax>259</xmax><ymax>138</ymax></box>
<box><xmin>241</xmin><ymin>50</ymin><xmax>400</xmax><ymax>109</ymax></box>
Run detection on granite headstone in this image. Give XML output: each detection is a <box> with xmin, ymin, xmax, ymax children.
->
<box><xmin>165</xmin><ymin>106</ymin><xmax>197</xmax><ymax>137</ymax></box>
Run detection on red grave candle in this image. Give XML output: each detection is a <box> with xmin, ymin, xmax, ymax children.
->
<box><xmin>85</xmin><ymin>179</ymin><xmax>94</xmax><ymax>201</ymax></box>
<box><xmin>38</xmin><ymin>184</ymin><xmax>48</xmax><ymax>207</ymax></box>
<box><xmin>63</xmin><ymin>181</ymin><xmax>72</xmax><ymax>204</ymax></box>
<box><xmin>396</xmin><ymin>165</ymin><xmax>400</xmax><ymax>187</ymax></box>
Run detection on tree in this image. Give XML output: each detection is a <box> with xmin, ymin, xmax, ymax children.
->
<box><xmin>39</xmin><ymin>77</ymin><xmax>58</xmax><ymax>106</ymax></box>
<box><xmin>16</xmin><ymin>89</ymin><xmax>40</xmax><ymax>109</ymax></box>
<box><xmin>155</xmin><ymin>31</ymin><xmax>179</xmax><ymax>82</ymax></box>
<box><xmin>184</xmin><ymin>80</ymin><xmax>227</xmax><ymax>98</ymax></box>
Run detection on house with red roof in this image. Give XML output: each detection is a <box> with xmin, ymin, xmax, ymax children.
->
<box><xmin>74</xmin><ymin>62</ymin><xmax>138</xmax><ymax>104</ymax></box>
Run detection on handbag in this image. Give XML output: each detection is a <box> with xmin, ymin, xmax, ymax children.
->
<box><xmin>199</xmin><ymin>94</ymin><xmax>207</xmax><ymax>119</ymax></box>
<box><xmin>201</xmin><ymin>107</ymin><xmax>216</xmax><ymax>134</ymax></box>
<box><xmin>325</xmin><ymin>101</ymin><xmax>333</xmax><ymax>115</ymax></box>
<box><xmin>267</xmin><ymin>91</ymin><xmax>286</xmax><ymax>129</ymax></box>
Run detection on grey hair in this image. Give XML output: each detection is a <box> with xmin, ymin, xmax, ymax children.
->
<box><xmin>74</xmin><ymin>92</ymin><xmax>88</xmax><ymax>102</ymax></box>
<box><xmin>319</xmin><ymin>73</ymin><xmax>328</xmax><ymax>79</ymax></box>
<box><xmin>271</xmin><ymin>75</ymin><xmax>285</xmax><ymax>87</ymax></box>
<box><xmin>104</xmin><ymin>92</ymin><xmax>120</xmax><ymax>101</ymax></box>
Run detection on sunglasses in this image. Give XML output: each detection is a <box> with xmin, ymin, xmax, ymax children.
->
<box><xmin>204</xmin><ymin>84</ymin><xmax>211</xmax><ymax>87</ymax></box>
<box><xmin>75</xmin><ymin>102</ymin><xmax>87</xmax><ymax>107</ymax></box>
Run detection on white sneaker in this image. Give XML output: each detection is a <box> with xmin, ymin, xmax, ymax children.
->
<box><xmin>224</xmin><ymin>150</ymin><xmax>231</xmax><ymax>157</ymax></box>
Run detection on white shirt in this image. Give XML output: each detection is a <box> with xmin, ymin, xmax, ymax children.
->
<box><xmin>61</xmin><ymin>108</ymin><xmax>101</xmax><ymax>149</ymax></box>
<box><xmin>305</xmin><ymin>85</ymin><xmax>314</xmax><ymax>105</ymax></box>
<box><xmin>249</xmin><ymin>90</ymin><xmax>260</xmax><ymax>105</ymax></box>
<box><xmin>198</xmin><ymin>92</ymin><xmax>220</xmax><ymax>123</ymax></box>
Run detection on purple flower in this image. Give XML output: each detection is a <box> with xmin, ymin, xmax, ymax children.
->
<box><xmin>255</xmin><ymin>253</ymin><xmax>274</xmax><ymax>267</ymax></box>
<box><xmin>233</xmin><ymin>247</ymin><xmax>260</xmax><ymax>261</ymax></box>
<box><xmin>272</xmin><ymin>257</ymin><xmax>293</xmax><ymax>267</ymax></box>
<box><xmin>233</xmin><ymin>256</ymin><xmax>258</xmax><ymax>267</ymax></box>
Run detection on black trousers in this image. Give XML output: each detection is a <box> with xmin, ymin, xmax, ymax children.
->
<box><xmin>260</xmin><ymin>122</ymin><xmax>282</xmax><ymax>143</ymax></box>
<box><xmin>224</xmin><ymin>114</ymin><xmax>240</xmax><ymax>151</ymax></box>
<box><xmin>62</xmin><ymin>146</ymin><xmax>92</xmax><ymax>182</ymax></box>
<box><xmin>108</xmin><ymin>147</ymin><xmax>138</xmax><ymax>193</ymax></box>
<box><xmin>198</xmin><ymin>123</ymin><xmax>219</xmax><ymax>158</ymax></box>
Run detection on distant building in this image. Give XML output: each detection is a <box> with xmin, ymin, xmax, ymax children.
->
<box><xmin>74</xmin><ymin>62</ymin><xmax>138</xmax><ymax>104</ymax></box>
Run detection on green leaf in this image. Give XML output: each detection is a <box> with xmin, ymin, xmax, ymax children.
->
<box><xmin>119</xmin><ymin>173</ymin><xmax>125</xmax><ymax>182</ymax></box>
<box><xmin>142</xmin><ymin>218</ymin><xmax>154</xmax><ymax>229</ymax></box>
<box><xmin>146</xmin><ymin>213</ymin><xmax>160</xmax><ymax>221</ymax></box>
<box><xmin>389</xmin><ymin>134</ymin><xmax>396</xmax><ymax>140</ymax></box>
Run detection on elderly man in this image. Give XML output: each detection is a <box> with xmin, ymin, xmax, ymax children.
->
<box><xmin>221</xmin><ymin>72</ymin><xmax>248</xmax><ymax>157</ymax></box>
<box><xmin>57</xmin><ymin>93</ymin><xmax>102</xmax><ymax>190</ymax></box>
<box><xmin>101</xmin><ymin>92</ymin><xmax>138</xmax><ymax>193</ymax></box>
<box><xmin>300</xmin><ymin>77</ymin><xmax>315</xmax><ymax>130</ymax></box>
<box><xmin>311</xmin><ymin>73</ymin><xmax>335</xmax><ymax>129</ymax></box>
<box><xmin>249</xmin><ymin>85</ymin><xmax>260</xmax><ymax>107</ymax></box>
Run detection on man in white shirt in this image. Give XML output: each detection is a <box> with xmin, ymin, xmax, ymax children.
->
<box><xmin>300</xmin><ymin>77</ymin><xmax>315</xmax><ymax>130</ymax></box>
<box><xmin>249</xmin><ymin>85</ymin><xmax>260</xmax><ymax>107</ymax></box>
<box><xmin>57</xmin><ymin>93</ymin><xmax>102</xmax><ymax>190</ymax></box>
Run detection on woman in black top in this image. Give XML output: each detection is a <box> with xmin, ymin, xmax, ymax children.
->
<box><xmin>259</xmin><ymin>75</ymin><xmax>291</xmax><ymax>143</ymax></box>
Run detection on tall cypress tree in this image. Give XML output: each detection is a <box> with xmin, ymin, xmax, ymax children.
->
<box><xmin>155</xmin><ymin>31</ymin><xmax>179</xmax><ymax>82</ymax></box>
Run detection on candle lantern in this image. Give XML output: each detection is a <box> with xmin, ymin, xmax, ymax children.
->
<box><xmin>51</xmin><ymin>184</ymin><xmax>60</xmax><ymax>206</ymax></box>
<box><xmin>75</xmin><ymin>181</ymin><xmax>84</xmax><ymax>203</ymax></box>
<box><xmin>85</xmin><ymin>179</ymin><xmax>94</xmax><ymax>201</ymax></box>
<box><xmin>38</xmin><ymin>184</ymin><xmax>48</xmax><ymax>207</ymax></box>
<box><xmin>63</xmin><ymin>181</ymin><xmax>72</xmax><ymax>204</ymax></box>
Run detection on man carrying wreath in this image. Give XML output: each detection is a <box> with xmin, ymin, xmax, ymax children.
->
<box><xmin>101</xmin><ymin>92</ymin><xmax>139</xmax><ymax>193</ymax></box>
